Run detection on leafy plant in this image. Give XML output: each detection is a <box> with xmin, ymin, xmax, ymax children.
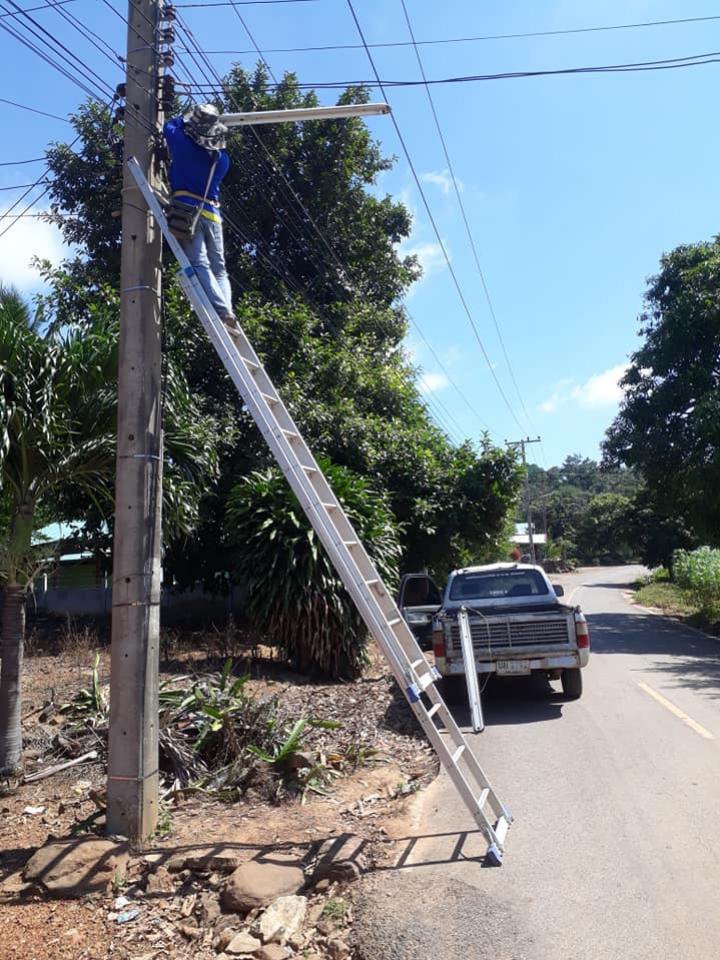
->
<box><xmin>673</xmin><ymin>547</ymin><xmax>720</xmax><ymax>617</ymax></box>
<box><xmin>60</xmin><ymin>653</ymin><xmax>108</xmax><ymax>722</ymax></box>
<box><xmin>226</xmin><ymin>460</ymin><xmax>402</xmax><ymax>678</ymax></box>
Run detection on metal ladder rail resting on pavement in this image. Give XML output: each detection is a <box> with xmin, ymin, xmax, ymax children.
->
<box><xmin>127</xmin><ymin>157</ymin><xmax>513</xmax><ymax>864</ymax></box>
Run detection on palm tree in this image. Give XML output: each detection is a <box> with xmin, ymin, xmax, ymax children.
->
<box><xmin>0</xmin><ymin>286</ymin><xmax>117</xmax><ymax>774</ymax></box>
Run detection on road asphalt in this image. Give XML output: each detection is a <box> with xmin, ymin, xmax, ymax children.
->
<box><xmin>354</xmin><ymin>565</ymin><xmax>720</xmax><ymax>960</ymax></box>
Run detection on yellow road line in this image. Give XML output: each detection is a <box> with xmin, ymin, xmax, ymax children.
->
<box><xmin>637</xmin><ymin>681</ymin><xmax>715</xmax><ymax>740</ymax></box>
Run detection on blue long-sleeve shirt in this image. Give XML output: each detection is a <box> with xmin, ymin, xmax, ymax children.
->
<box><xmin>164</xmin><ymin>116</ymin><xmax>230</xmax><ymax>222</ymax></box>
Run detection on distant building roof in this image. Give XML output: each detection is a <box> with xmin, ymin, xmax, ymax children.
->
<box><xmin>511</xmin><ymin>523</ymin><xmax>547</xmax><ymax>546</ymax></box>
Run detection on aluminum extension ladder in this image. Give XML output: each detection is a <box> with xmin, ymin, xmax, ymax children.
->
<box><xmin>128</xmin><ymin>157</ymin><xmax>513</xmax><ymax>864</ymax></box>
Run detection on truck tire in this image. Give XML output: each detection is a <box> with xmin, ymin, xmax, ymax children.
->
<box><xmin>438</xmin><ymin>675</ymin><xmax>466</xmax><ymax>706</ymax></box>
<box><xmin>561</xmin><ymin>668</ymin><xmax>583</xmax><ymax>700</ymax></box>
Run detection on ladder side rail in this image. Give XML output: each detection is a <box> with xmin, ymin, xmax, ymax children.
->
<box><xmin>130</xmin><ymin>160</ymin><xmax>512</xmax><ymax>855</ymax></box>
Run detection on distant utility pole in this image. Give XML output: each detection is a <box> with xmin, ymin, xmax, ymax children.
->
<box><xmin>107</xmin><ymin>0</ymin><xmax>165</xmax><ymax>842</ymax></box>
<box><xmin>507</xmin><ymin>437</ymin><xmax>542</xmax><ymax>565</ymax></box>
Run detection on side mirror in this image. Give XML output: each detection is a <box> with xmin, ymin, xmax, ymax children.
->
<box><xmin>553</xmin><ymin>584</ymin><xmax>564</xmax><ymax>597</ymax></box>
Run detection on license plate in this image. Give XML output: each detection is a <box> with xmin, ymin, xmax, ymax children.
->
<box><xmin>496</xmin><ymin>659</ymin><xmax>531</xmax><ymax>675</ymax></box>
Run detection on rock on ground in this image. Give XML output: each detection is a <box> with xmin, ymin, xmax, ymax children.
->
<box><xmin>223</xmin><ymin>860</ymin><xmax>305</xmax><ymax>912</ymax></box>
<box><xmin>352</xmin><ymin>872</ymin><xmax>533</xmax><ymax>960</ymax></box>
<box><xmin>258</xmin><ymin>894</ymin><xmax>307</xmax><ymax>943</ymax></box>
<box><xmin>226</xmin><ymin>930</ymin><xmax>262</xmax><ymax>954</ymax></box>
<box><xmin>23</xmin><ymin>837</ymin><xmax>129</xmax><ymax>898</ymax></box>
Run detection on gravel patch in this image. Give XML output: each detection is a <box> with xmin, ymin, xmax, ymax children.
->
<box><xmin>352</xmin><ymin>872</ymin><xmax>534</xmax><ymax>960</ymax></box>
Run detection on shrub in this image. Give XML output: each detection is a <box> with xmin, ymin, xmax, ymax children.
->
<box><xmin>226</xmin><ymin>460</ymin><xmax>402</xmax><ymax>679</ymax></box>
<box><xmin>673</xmin><ymin>547</ymin><xmax>720</xmax><ymax>615</ymax></box>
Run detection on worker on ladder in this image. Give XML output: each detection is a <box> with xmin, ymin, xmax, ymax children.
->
<box><xmin>163</xmin><ymin>104</ymin><xmax>237</xmax><ymax>330</ymax></box>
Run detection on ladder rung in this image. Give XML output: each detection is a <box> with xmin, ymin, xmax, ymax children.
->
<box><xmin>477</xmin><ymin>788</ymin><xmax>489</xmax><ymax>808</ymax></box>
<box><xmin>343</xmin><ymin>539</ymin><xmax>358</xmax><ymax>547</ymax></box>
<box><xmin>387</xmin><ymin>617</ymin><xmax>402</xmax><ymax>627</ymax></box>
<box><xmin>282</xmin><ymin>429</ymin><xmax>300</xmax><ymax>441</ymax></box>
<box><xmin>418</xmin><ymin>672</ymin><xmax>435</xmax><ymax>692</ymax></box>
<box><xmin>410</xmin><ymin>658</ymin><xmax>425</xmax><ymax>669</ymax></box>
<box><xmin>366</xmin><ymin>579</ymin><xmax>379</xmax><ymax>587</ymax></box>
<box><xmin>452</xmin><ymin>744</ymin><xmax>465</xmax><ymax>764</ymax></box>
<box><xmin>303</xmin><ymin>465</ymin><xmax>318</xmax><ymax>474</ymax></box>
<box><xmin>427</xmin><ymin>703</ymin><xmax>441</xmax><ymax>719</ymax></box>
<box><xmin>242</xmin><ymin>357</ymin><xmax>260</xmax><ymax>370</ymax></box>
<box><xmin>321</xmin><ymin>502</ymin><xmax>339</xmax><ymax>510</ymax></box>
<box><xmin>260</xmin><ymin>392</ymin><xmax>279</xmax><ymax>406</ymax></box>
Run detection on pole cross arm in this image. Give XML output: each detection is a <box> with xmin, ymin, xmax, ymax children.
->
<box><xmin>218</xmin><ymin>102</ymin><xmax>391</xmax><ymax>128</ymax></box>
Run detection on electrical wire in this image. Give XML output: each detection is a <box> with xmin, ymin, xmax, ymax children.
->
<box><xmin>187</xmin><ymin>13</ymin><xmax>720</xmax><ymax>56</ymax></box>
<box><xmin>0</xmin><ymin>156</ymin><xmax>46</xmax><ymax>165</ymax></box>
<box><xmin>0</xmin><ymin>0</ymin><xmax>76</xmax><ymax>16</ymax></box>
<box><xmin>0</xmin><ymin>95</ymin><xmax>68</xmax><ymax>121</ymax></box>
<box><xmin>399</xmin><ymin>0</ymin><xmax>534</xmax><ymax>435</ymax></box>
<box><xmin>1</xmin><ymin>0</ymin><xmax>117</xmax><ymax>99</ymax></box>
<box><xmin>0</xmin><ymin>180</ymin><xmax>51</xmax><ymax>190</ymax></box>
<box><xmin>183</xmin><ymin>50</ymin><xmax>720</xmax><ymax>91</ymax></box>
<box><xmin>346</xmin><ymin>0</ymin><xmax>526</xmax><ymax>433</ymax></box>
<box><xmin>176</xmin><ymin>0</ymin><xmax>319</xmax><ymax>6</ymax></box>
<box><xmin>46</xmin><ymin>0</ymin><xmax>124</xmax><ymax>67</ymax></box>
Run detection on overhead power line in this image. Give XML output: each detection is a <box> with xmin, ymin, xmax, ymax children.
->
<box><xmin>175</xmin><ymin>0</ymin><xmax>319</xmax><ymax>6</ymax></box>
<box><xmin>399</xmin><ymin>0</ymin><xmax>535</xmax><ymax>435</ymax></box>
<box><xmin>345</xmin><ymin>0</ymin><xmax>525</xmax><ymax>433</ymax></box>
<box><xmin>0</xmin><ymin>0</ymin><xmax>76</xmax><ymax>16</ymax></box>
<box><xmin>182</xmin><ymin>50</ymin><xmax>720</xmax><ymax>92</ymax></box>
<box><xmin>0</xmin><ymin>95</ymin><xmax>68</xmax><ymax>121</ymax></box>
<box><xmin>187</xmin><ymin>13</ymin><xmax>720</xmax><ymax>56</ymax></box>
<box><xmin>0</xmin><ymin>156</ymin><xmax>45</xmax><ymax>165</ymax></box>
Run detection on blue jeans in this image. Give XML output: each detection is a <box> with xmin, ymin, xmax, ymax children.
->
<box><xmin>181</xmin><ymin>214</ymin><xmax>233</xmax><ymax>318</ymax></box>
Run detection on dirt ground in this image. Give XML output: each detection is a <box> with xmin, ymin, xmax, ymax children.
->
<box><xmin>0</xmin><ymin>626</ymin><xmax>437</xmax><ymax>960</ymax></box>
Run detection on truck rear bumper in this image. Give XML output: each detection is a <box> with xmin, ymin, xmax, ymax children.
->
<box><xmin>442</xmin><ymin>652</ymin><xmax>583</xmax><ymax>676</ymax></box>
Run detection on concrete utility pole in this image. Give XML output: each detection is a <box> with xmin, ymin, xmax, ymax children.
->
<box><xmin>107</xmin><ymin>0</ymin><xmax>164</xmax><ymax>842</ymax></box>
<box><xmin>507</xmin><ymin>437</ymin><xmax>542</xmax><ymax>565</ymax></box>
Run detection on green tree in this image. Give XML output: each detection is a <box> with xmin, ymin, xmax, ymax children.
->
<box><xmin>0</xmin><ymin>286</ymin><xmax>116</xmax><ymax>774</ymax></box>
<box><xmin>226</xmin><ymin>460</ymin><xmax>401</xmax><ymax>678</ymax></box>
<box><xmin>605</xmin><ymin>238</ymin><xmax>720</xmax><ymax>546</ymax></box>
<box><xmin>575</xmin><ymin>493</ymin><xmax>634</xmax><ymax>563</ymax></box>
<box><xmin>43</xmin><ymin>75</ymin><xmax>522</xmax><ymax>587</ymax></box>
<box><xmin>0</xmin><ymin>280</ymin><xmax>222</xmax><ymax>774</ymax></box>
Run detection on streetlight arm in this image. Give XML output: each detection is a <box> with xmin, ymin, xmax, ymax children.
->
<box><xmin>218</xmin><ymin>102</ymin><xmax>391</xmax><ymax>127</ymax></box>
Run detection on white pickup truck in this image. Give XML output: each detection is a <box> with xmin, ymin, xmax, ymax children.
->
<box><xmin>399</xmin><ymin>562</ymin><xmax>590</xmax><ymax>700</ymax></box>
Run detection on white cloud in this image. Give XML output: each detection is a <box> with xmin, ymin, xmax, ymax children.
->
<box><xmin>0</xmin><ymin>208</ymin><xmax>66</xmax><ymax>292</ymax></box>
<box><xmin>572</xmin><ymin>364</ymin><xmax>629</xmax><ymax>409</ymax></box>
<box><xmin>538</xmin><ymin>365</ymin><xmax>628</xmax><ymax>414</ymax></box>
<box><xmin>400</xmin><ymin>240</ymin><xmax>446</xmax><ymax>279</ymax></box>
<box><xmin>420</xmin><ymin>169</ymin><xmax>461</xmax><ymax>196</ymax></box>
<box><xmin>538</xmin><ymin>379</ymin><xmax>574</xmax><ymax>414</ymax></box>
<box><xmin>418</xmin><ymin>371</ymin><xmax>449</xmax><ymax>395</ymax></box>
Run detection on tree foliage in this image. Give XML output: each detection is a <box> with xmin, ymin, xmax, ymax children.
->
<box><xmin>41</xmin><ymin>70</ymin><xmax>523</xmax><ymax>593</ymax></box>
<box><xmin>605</xmin><ymin>238</ymin><xmax>720</xmax><ymax>547</ymax></box>
<box><xmin>226</xmin><ymin>461</ymin><xmax>402</xmax><ymax>678</ymax></box>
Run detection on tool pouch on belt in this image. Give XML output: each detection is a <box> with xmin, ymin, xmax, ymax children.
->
<box><xmin>167</xmin><ymin>200</ymin><xmax>198</xmax><ymax>242</ymax></box>
<box><xmin>167</xmin><ymin>156</ymin><xmax>218</xmax><ymax>243</ymax></box>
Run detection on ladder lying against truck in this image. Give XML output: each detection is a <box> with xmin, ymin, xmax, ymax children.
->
<box><xmin>128</xmin><ymin>157</ymin><xmax>513</xmax><ymax>864</ymax></box>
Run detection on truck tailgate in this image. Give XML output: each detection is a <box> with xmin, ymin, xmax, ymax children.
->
<box><xmin>445</xmin><ymin>611</ymin><xmax>574</xmax><ymax>656</ymax></box>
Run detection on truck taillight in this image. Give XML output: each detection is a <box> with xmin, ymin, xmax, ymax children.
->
<box><xmin>575</xmin><ymin>613</ymin><xmax>590</xmax><ymax>649</ymax></box>
<box><xmin>433</xmin><ymin>625</ymin><xmax>445</xmax><ymax>658</ymax></box>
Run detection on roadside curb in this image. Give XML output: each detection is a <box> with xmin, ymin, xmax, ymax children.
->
<box><xmin>623</xmin><ymin>591</ymin><xmax>720</xmax><ymax>646</ymax></box>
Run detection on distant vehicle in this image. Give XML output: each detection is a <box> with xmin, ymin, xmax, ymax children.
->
<box><xmin>399</xmin><ymin>563</ymin><xmax>590</xmax><ymax>701</ymax></box>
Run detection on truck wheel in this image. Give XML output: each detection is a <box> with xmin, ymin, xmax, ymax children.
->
<box><xmin>561</xmin><ymin>668</ymin><xmax>583</xmax><ymax>700</ymax></box>
<box><xmin>438</xmin><ymin>675</ymin><xmax>466</xmax><ymax>706</ymax></box>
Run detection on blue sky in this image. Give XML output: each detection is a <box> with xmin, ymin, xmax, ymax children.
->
<box><xmin>1</xmin><ymin>0</ymin><xmax>719</xmax><ymax>469</ymax></box>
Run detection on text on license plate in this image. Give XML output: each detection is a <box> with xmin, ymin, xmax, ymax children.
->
<box><xmin>496</xmin><ymin>659</ymin><xmax>531</xmax><ymax>675</ymax></box>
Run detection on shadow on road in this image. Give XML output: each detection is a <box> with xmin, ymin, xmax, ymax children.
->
<box><xmin>589</xmin><ymin>611</ymin><xmax>720</xmax><ymax>698</ymax></box>
<box><xmin>449</xmin><ymin>673</ymin><xmax>566</xmax><ymax>729</ymax></box>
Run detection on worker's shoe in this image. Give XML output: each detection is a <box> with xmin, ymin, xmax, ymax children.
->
<box><xmin>222</xmin><ymin>315</ymin><xmax>241</xmax><ymax>336</ymax></box>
